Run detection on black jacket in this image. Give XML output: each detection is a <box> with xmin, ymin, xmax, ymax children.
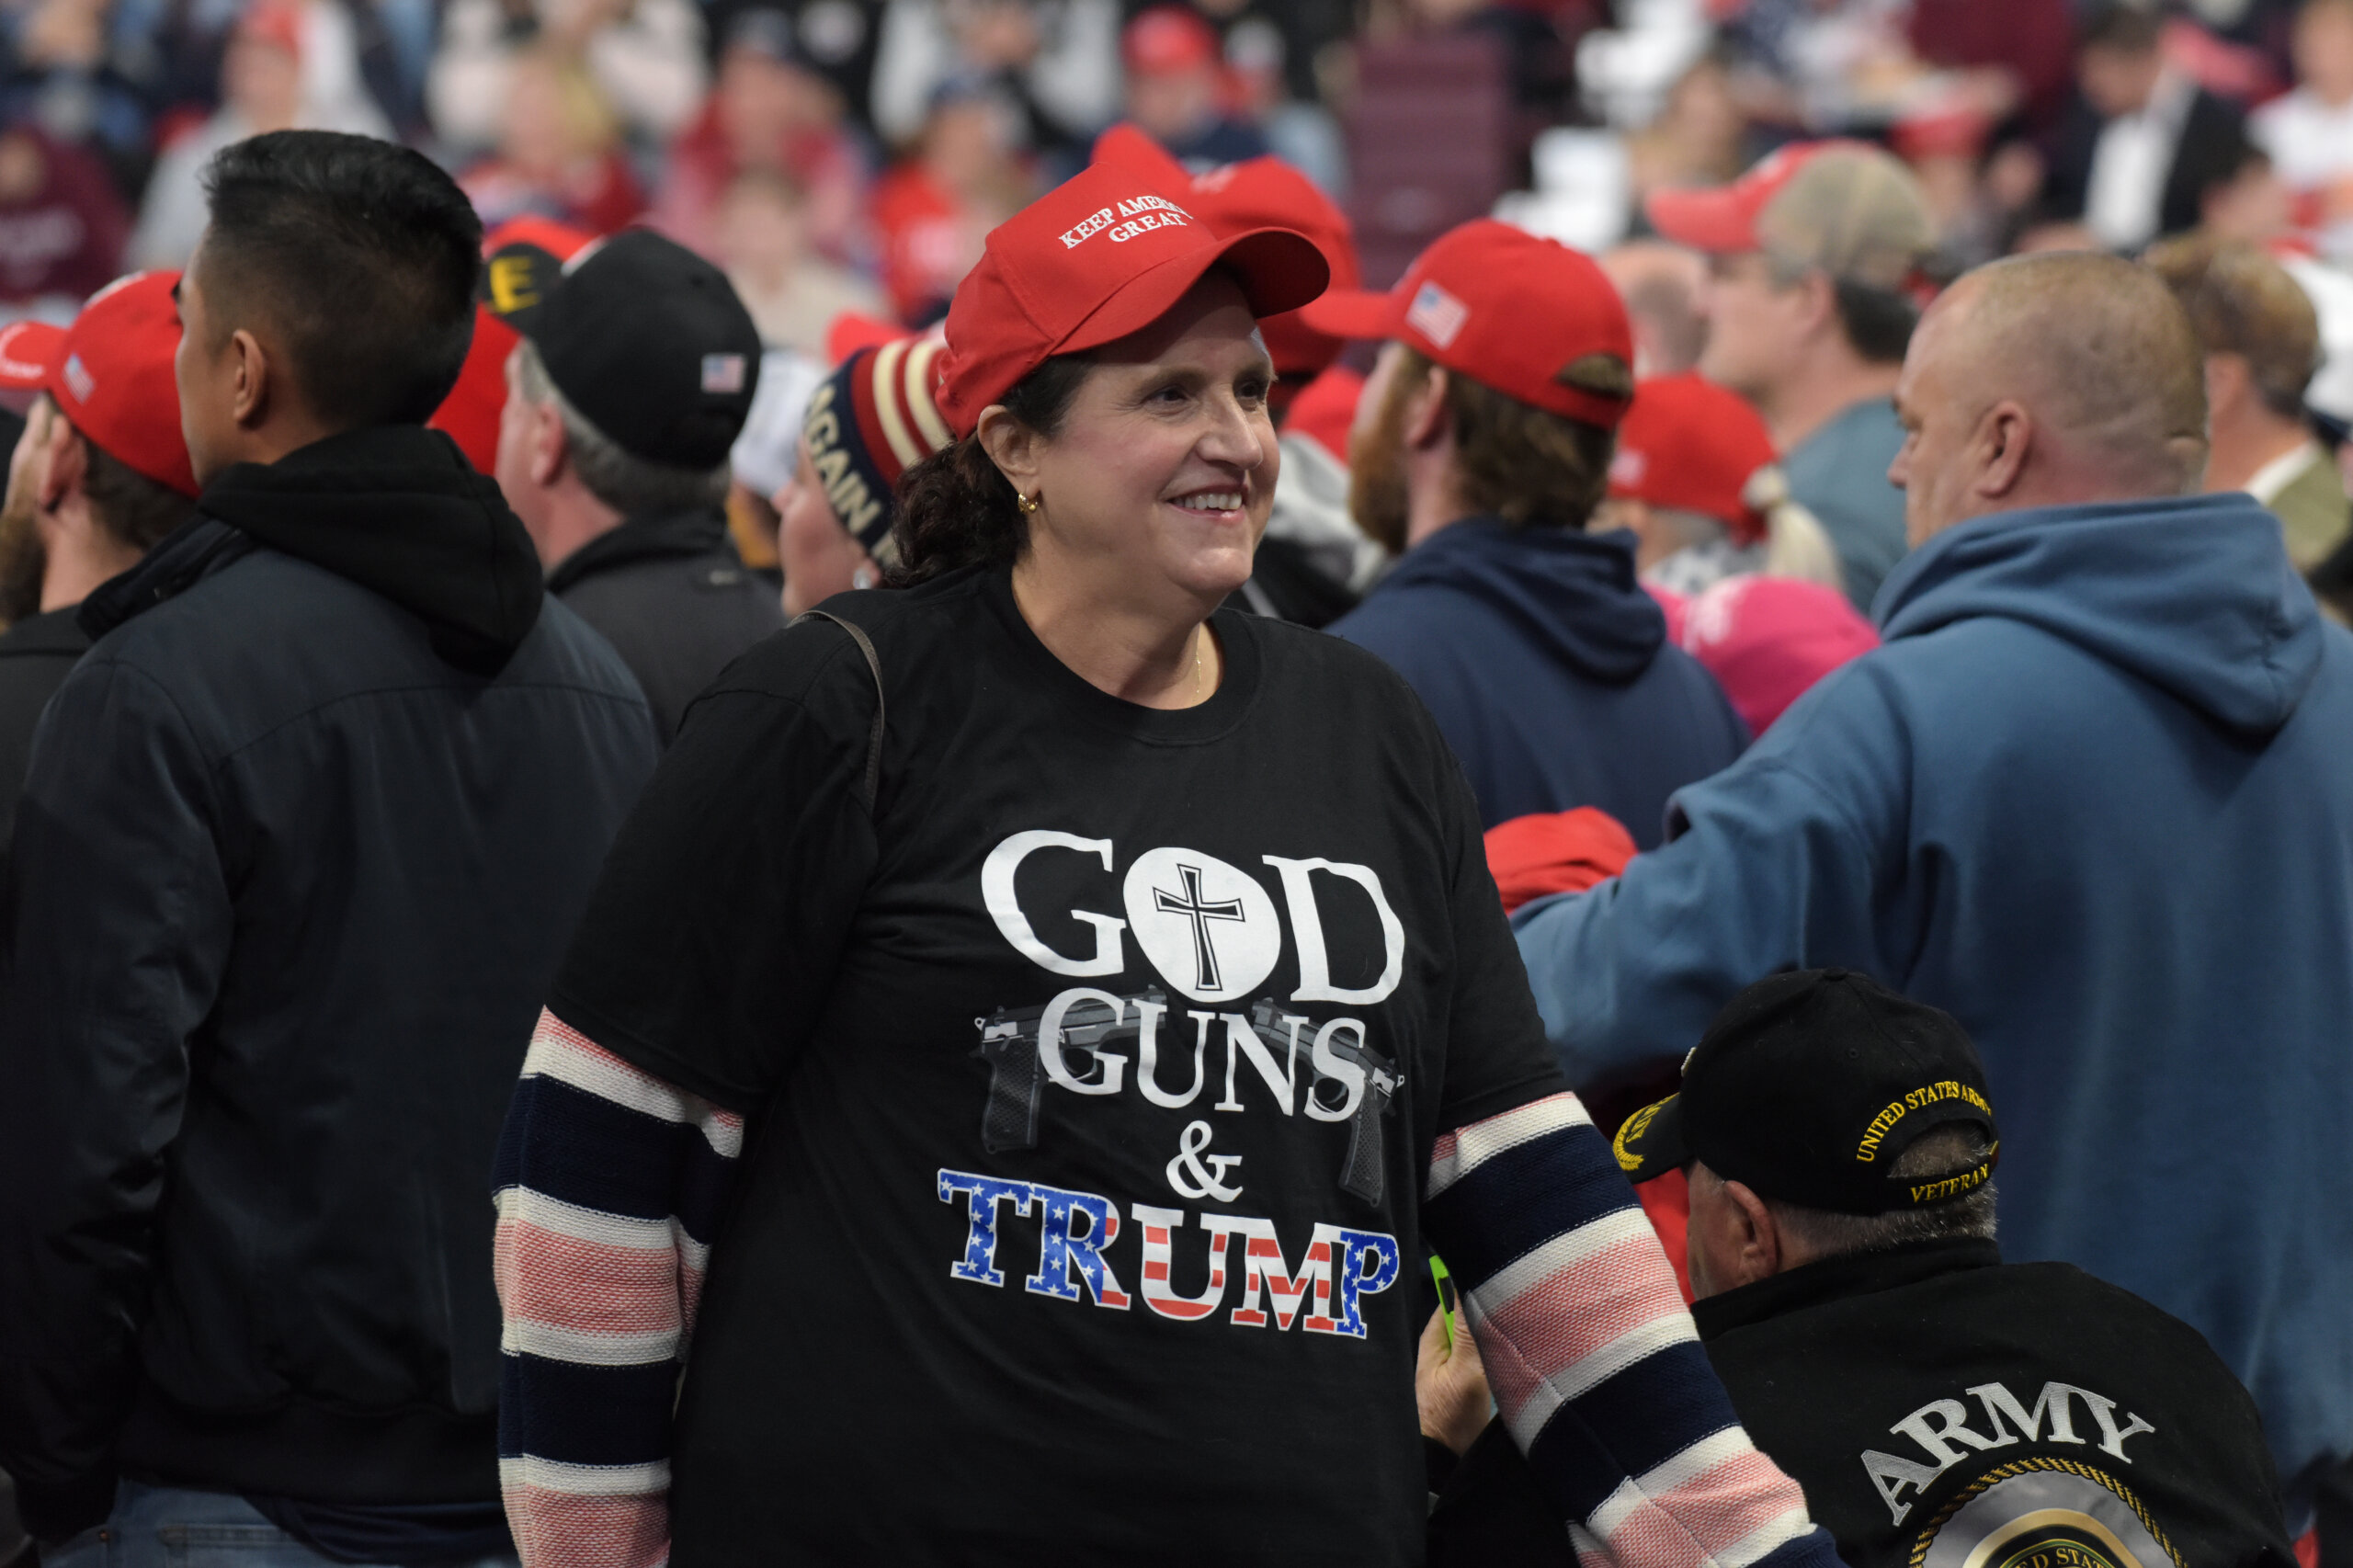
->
<box><xmin>2042</xmin><ymin>85</ymin><xmax>2249</xmax><ymax>243</ymax></box>
<box><xmin>548</xmin><ymin>508</ymin><xmax>786</xmax><ymax>744</ymax></box>
<box><xmin>0</xmin><ymin>426</ymin><xmax>660</xmax><ymax>1537</ymax></box>
<box><xmin>1431</xmin><ymin>1239</ymin><xmax>2295</xmax><ymax>1568</ymax></box>
<box><xmin>0</xmin><ymin>606</ymin><xmax>87</xmax><ymax>868</ymax></box>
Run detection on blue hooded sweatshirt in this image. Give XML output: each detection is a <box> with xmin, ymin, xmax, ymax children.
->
<box><xmin>1511</xmin><ymin>492</ymin><xmax>2353</xmax><ymax>1518</ymax></box>
<box><xmin>1327</xmin><ymin>519</ymin><xmax>1747</xmax><ymax>843</ymax></box>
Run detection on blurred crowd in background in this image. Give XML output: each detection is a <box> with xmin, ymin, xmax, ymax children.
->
<box><xmin>12</xmin><ymin>0</ymin><xmax>2353</xmax><ymax>372</ymax></box>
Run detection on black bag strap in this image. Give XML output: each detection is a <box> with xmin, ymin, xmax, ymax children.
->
<box><xmin>790</xmin><ymin>609</ymin><xmax>885</xmax><ymax>812</ymax></box>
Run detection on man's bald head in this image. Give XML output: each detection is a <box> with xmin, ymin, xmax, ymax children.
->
<box><xmin>1954</xmin><ymin>253</ymin><xmax>2208</xmax><ymax>480</ymax></box>
<box><xmin>1890</xmin><ymin>252</ymin><xmax>2208</xmax><ymax>546</ymax></box>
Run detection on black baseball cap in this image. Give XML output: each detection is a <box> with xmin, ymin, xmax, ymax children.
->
<box><xmin>1612</xmin><ymin>969</ymin><xmax>2000</xmax><ymax>1215</ymax></box>
<box><xmin>503</xmin><ymin>229</ymin><xmax>764</xmax><ymax>471</ymax></box>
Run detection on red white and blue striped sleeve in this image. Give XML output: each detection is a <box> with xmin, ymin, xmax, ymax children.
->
<box><xmin>1424</xmin><ymin>1092</ymin><xmax>1847</xmax><ymax>1568</ymax></box>
<box><xmin>491</xmin><ymin>1009</ymin><xmax>745</xmax><ymax>1568</ymax></box>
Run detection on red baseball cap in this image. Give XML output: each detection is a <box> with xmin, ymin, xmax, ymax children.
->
<box><xmin>1645</xmin><ymin>142</ymin><xmax>1935</xmax><ymax>290</ymax></box>
<box><xmin>1608</xmin><ymin>372</ymin><xmax>1777</xmax><ymax>545</ymax></box>
<box><xmin>1091</xmin><ymin>123</ymin><xmax>1362</xmax><ymax>381</ymax></box>
<box><xmin>428</xmin><ymin>306</ymin><xmax>518</xmax><ymax>474</ymax></box>
<box><xmin>235</xmin><ymin>0</ymin><xmax>303</xmax><ymax>59</ymax></box>
<box><xmin>1123</xmin><ymin>6</ymin><xmax>1220</xmax><ymax>75</ymax></box>
<box><xmin>824</xmin><ymin>310</ymin><xmax>913</xmax><ymax>366</ymax></box>
<box><xmin>1280</xmin><ymin>364</ymin><xmax>1361</xmax><ymax>463</ymax></box>
<box><xmin>483</xmin><ymin>215</ymin><xmax>596</xmax><ymax>259</ymax></box>
<box><xmin>0</xmin><ymin>271</ymin><xmax>199</xmax><ymax>496</ymax></box>
<box><xmin>430</xmin><ymin>218</ymin><xmax>597</xmax><ymax>473</ymax></box>
<box><xmin>1299</xmin><ymin>218</ymin><xmax>1633</xmax><ymax>428</ymax></box>
<box><xmin>935</xmin><ymin>160</ymin><xmax>1329</xmax><ymax>437</ymax></box>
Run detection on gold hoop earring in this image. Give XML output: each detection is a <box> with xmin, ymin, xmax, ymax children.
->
<box><xmin>1017</xmin><ymin>493</ymin><xmax>1040</xmax><ymax>515</ymax></box>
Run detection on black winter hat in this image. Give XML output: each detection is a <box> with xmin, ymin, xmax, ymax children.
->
<box><xmin>505</xmin><ymin>229</ymin><xmax>764</xmax><ymax>471</ymax></box>
<box><xmin>1611</xmin><ymin>968</ymin><xmax>1999</xmax><ymax>1214</ymax></box>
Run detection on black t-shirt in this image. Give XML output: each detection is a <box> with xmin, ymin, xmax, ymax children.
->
<box><xmin>550</xmin><ymin>563</ymin><xmax>1568</xmax><ymax>1564</ymax></box>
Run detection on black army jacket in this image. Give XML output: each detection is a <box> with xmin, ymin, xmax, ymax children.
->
<box><xmin>1433</xmin><ymin>1237</ymin><xmax>2296</xmax><ymax>1568</ymax></box>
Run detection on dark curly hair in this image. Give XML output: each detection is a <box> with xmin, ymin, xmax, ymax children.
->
<box><xmin>891</xmin><ymin>355</ymin><xmax>1094</xmax><ymax>584</ymax></box>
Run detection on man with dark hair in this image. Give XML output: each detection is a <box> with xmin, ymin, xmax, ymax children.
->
<box><xmin>490</xmin><ymin>229</ymin><xmax>785</xmax><ymax>744</ymax></box>
<box><xmin>1306</xmin><ymin>219</ymin><xmax>1747</xmax><ymax>844</ymax></box>
<box><xmin>0</xmin><ymin>271</ymin><xmax>199</xmax><ymax>862</ymax></box>
<box><xmin>0</xmin><ymin>131</ymin><xmax>659</xmax><ymax>1566</ymax></box>
<box><xmin>2145</xmin><ymin>234</ymin><xmax>2352</xmax><ymax>570</ymax></box>
<box><xmin>1425</xmin><ymin>971</ymin><xmax>2298</xmax><ymax>1567</ymax></box>
<box><xmin>1515</xmin><ymin>249</ymin><xmax>2353</xmax><ymax>1532</ymax></box>
<box><xmin>1649</xmin><ymin>142</ymin><xmax>1936</xmax><ymax>611</ymax></box>
<box><xmin>189</xmin><ymin>133</ymin><xmax>483</xmax><ymax>433</ymax></box>
<box><xmin>2045</xmin><ymin>4</ymin><xmax>2250</xmax><ymax>252</ymax></box>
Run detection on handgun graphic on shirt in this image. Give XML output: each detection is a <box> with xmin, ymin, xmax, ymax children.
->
<box><xmin>973</xmin><ymin>989</ymin><xmax>1164</xmax><ymax>1154</ymax></box>
<box><xmin>975</xmin><ymin>993</ymin><xmax>1403</xmax><ymax>1206</ymax></box>
<box><xmin>1283</xmin><ymin>998</ymin><xmax>1401</xmax><ymax>1209</ymax></box>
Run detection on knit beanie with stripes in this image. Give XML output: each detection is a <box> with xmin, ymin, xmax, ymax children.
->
<box><xmin>799</xmin><ymin>336</ymin><xmax>953</xmax><ymax>570</ymax></box>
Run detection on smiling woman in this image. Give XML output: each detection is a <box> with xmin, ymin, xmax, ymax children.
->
<box><xmin>888</xmin><ymin>170</ymin><xmax>1316</xmax><ymax>711</ymax></box>
<box><xmin>896</xmin><ymin>272</ymin><xmax>1279</xmax><ymax>709</ymax></box>
<box><xmin>490</xmin><ymin>162</ymin><xmax>1849</xmax><ymax>1568</ymax></box>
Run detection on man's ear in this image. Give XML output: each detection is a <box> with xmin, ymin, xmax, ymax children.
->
<box><xmin>229</xmin><ymin>327</ymin><xmax>271</xmax><ymax>431</ymax></box>
<box><xmin>34</xmin><ymin>403</ymin><xmax>83</xmax><ymax>517</ymax></box>
<box><xmin>1402</xmin><ymin>363</ymin><xmax>1449</xmax><ymax>450</ymax></box>
<box><xmin>975</xmin><ymin>404</ymin><xmax>1043</xmax><ymax>503</ymax></box>
<box><xmin>1793</xmin><ymin>269</ymin><xmax>1841</xmax><ymax>340</ymax></box>
<box><xmin>528</xmin><ymin>398</ymin><xmax>568</xmax><ymax>489</ymax></box>
<box><xmin>1718</xmin><ymin>1177</ymin><xmax>1783</xmax><ymax>1287</ymax></box>
<box><xmin>2203</xmin><ymin>353</ymin><xmax>2249</xmax><ymax>417</ymax></box>
<box><xmin>1974</xmin><ymin>400</ymin><xmax>2035</xmax><ymax>500</ymax></box>
<box><xmin>1596</xmin><ymin>494</ymin><xmax>1652</xmax><ymax>542</ymax></box>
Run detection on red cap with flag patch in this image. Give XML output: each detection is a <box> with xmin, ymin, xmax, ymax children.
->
<box><xmin>1090</xmin><ymin>123</ymin><xmax>1362</xmax><ymax>382</ymax></box>
<box><xmin>935</xmin><ymin>160</ymin><xmax>1329</xmax><ymax>437</ymax></box>
<box><xmin>0</xmin><ymin>270</ymin><xmax>199</xmax><ymax>496</ymax></box>
<box><xmin>1298</xmin><ymin>218</ymin><xmax>1633</xmax><ymax>429</ymax></box>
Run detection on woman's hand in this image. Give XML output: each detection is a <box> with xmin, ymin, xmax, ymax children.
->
<box><xmin>1416</xmin><ymin>1301</ymin><xmax>1494</xmax><ymax>1456</ymax></box>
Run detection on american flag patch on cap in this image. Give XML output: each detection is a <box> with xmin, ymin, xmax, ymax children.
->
<box><xmin>62</xmin><ymin>353</ymin><xmax>94</xmax><ymax>404</ymax></box>
<box><xmin>1405</xmin><ymin>281</ymin><xmax>1469</xmax><ymax>349</ymax></box>
<box><xmin>701</xmin><ymin>353</ymin><xmax>747</xmax><ymax>394</ymax></box>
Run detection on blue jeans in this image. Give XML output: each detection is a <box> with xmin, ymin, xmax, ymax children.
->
<box><xmin>43</xmin><ymin>1483</ymin><xmax>519</xmax><ymax>1568</ymax></box>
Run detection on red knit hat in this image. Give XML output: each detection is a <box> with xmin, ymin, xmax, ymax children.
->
<box><xmin>1298</xmin><ymin>219</ymin><xmax>1634</xmax><ymax>429</ymax></box>
<box><xmin>1483</xmin><ymin>806</ymin><xmax>1637</xmax><ymax>916</ymax></box>
<box><xmin>935</xmin><ymin>161</ymin><xmax>1329</xmax><ymax>437</ymax></box>
<box><xmin>0</xmin><ymin>271</ymin><xmax>199</xmax><ymax>496</ymax></box>
<box><xmin>1608</xmin><ymin>372</ymin><xmax>1778</xmax><ymax>546</ymax></box>
<box><xmin>1090</xmin><ymin>123</ymin><xmax>1362</xmax><ymax>381</ymax></box>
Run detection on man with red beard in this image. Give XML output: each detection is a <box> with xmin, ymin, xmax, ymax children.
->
<box><xmin>0</xmin><ymin>270</ymin><xmax>197</xmax><ymax>860</ymax></box>
<box><xmin>1309</xmin><ymin>221</ymin><xmax>1747</xmax><ymax>842</ymax></box>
